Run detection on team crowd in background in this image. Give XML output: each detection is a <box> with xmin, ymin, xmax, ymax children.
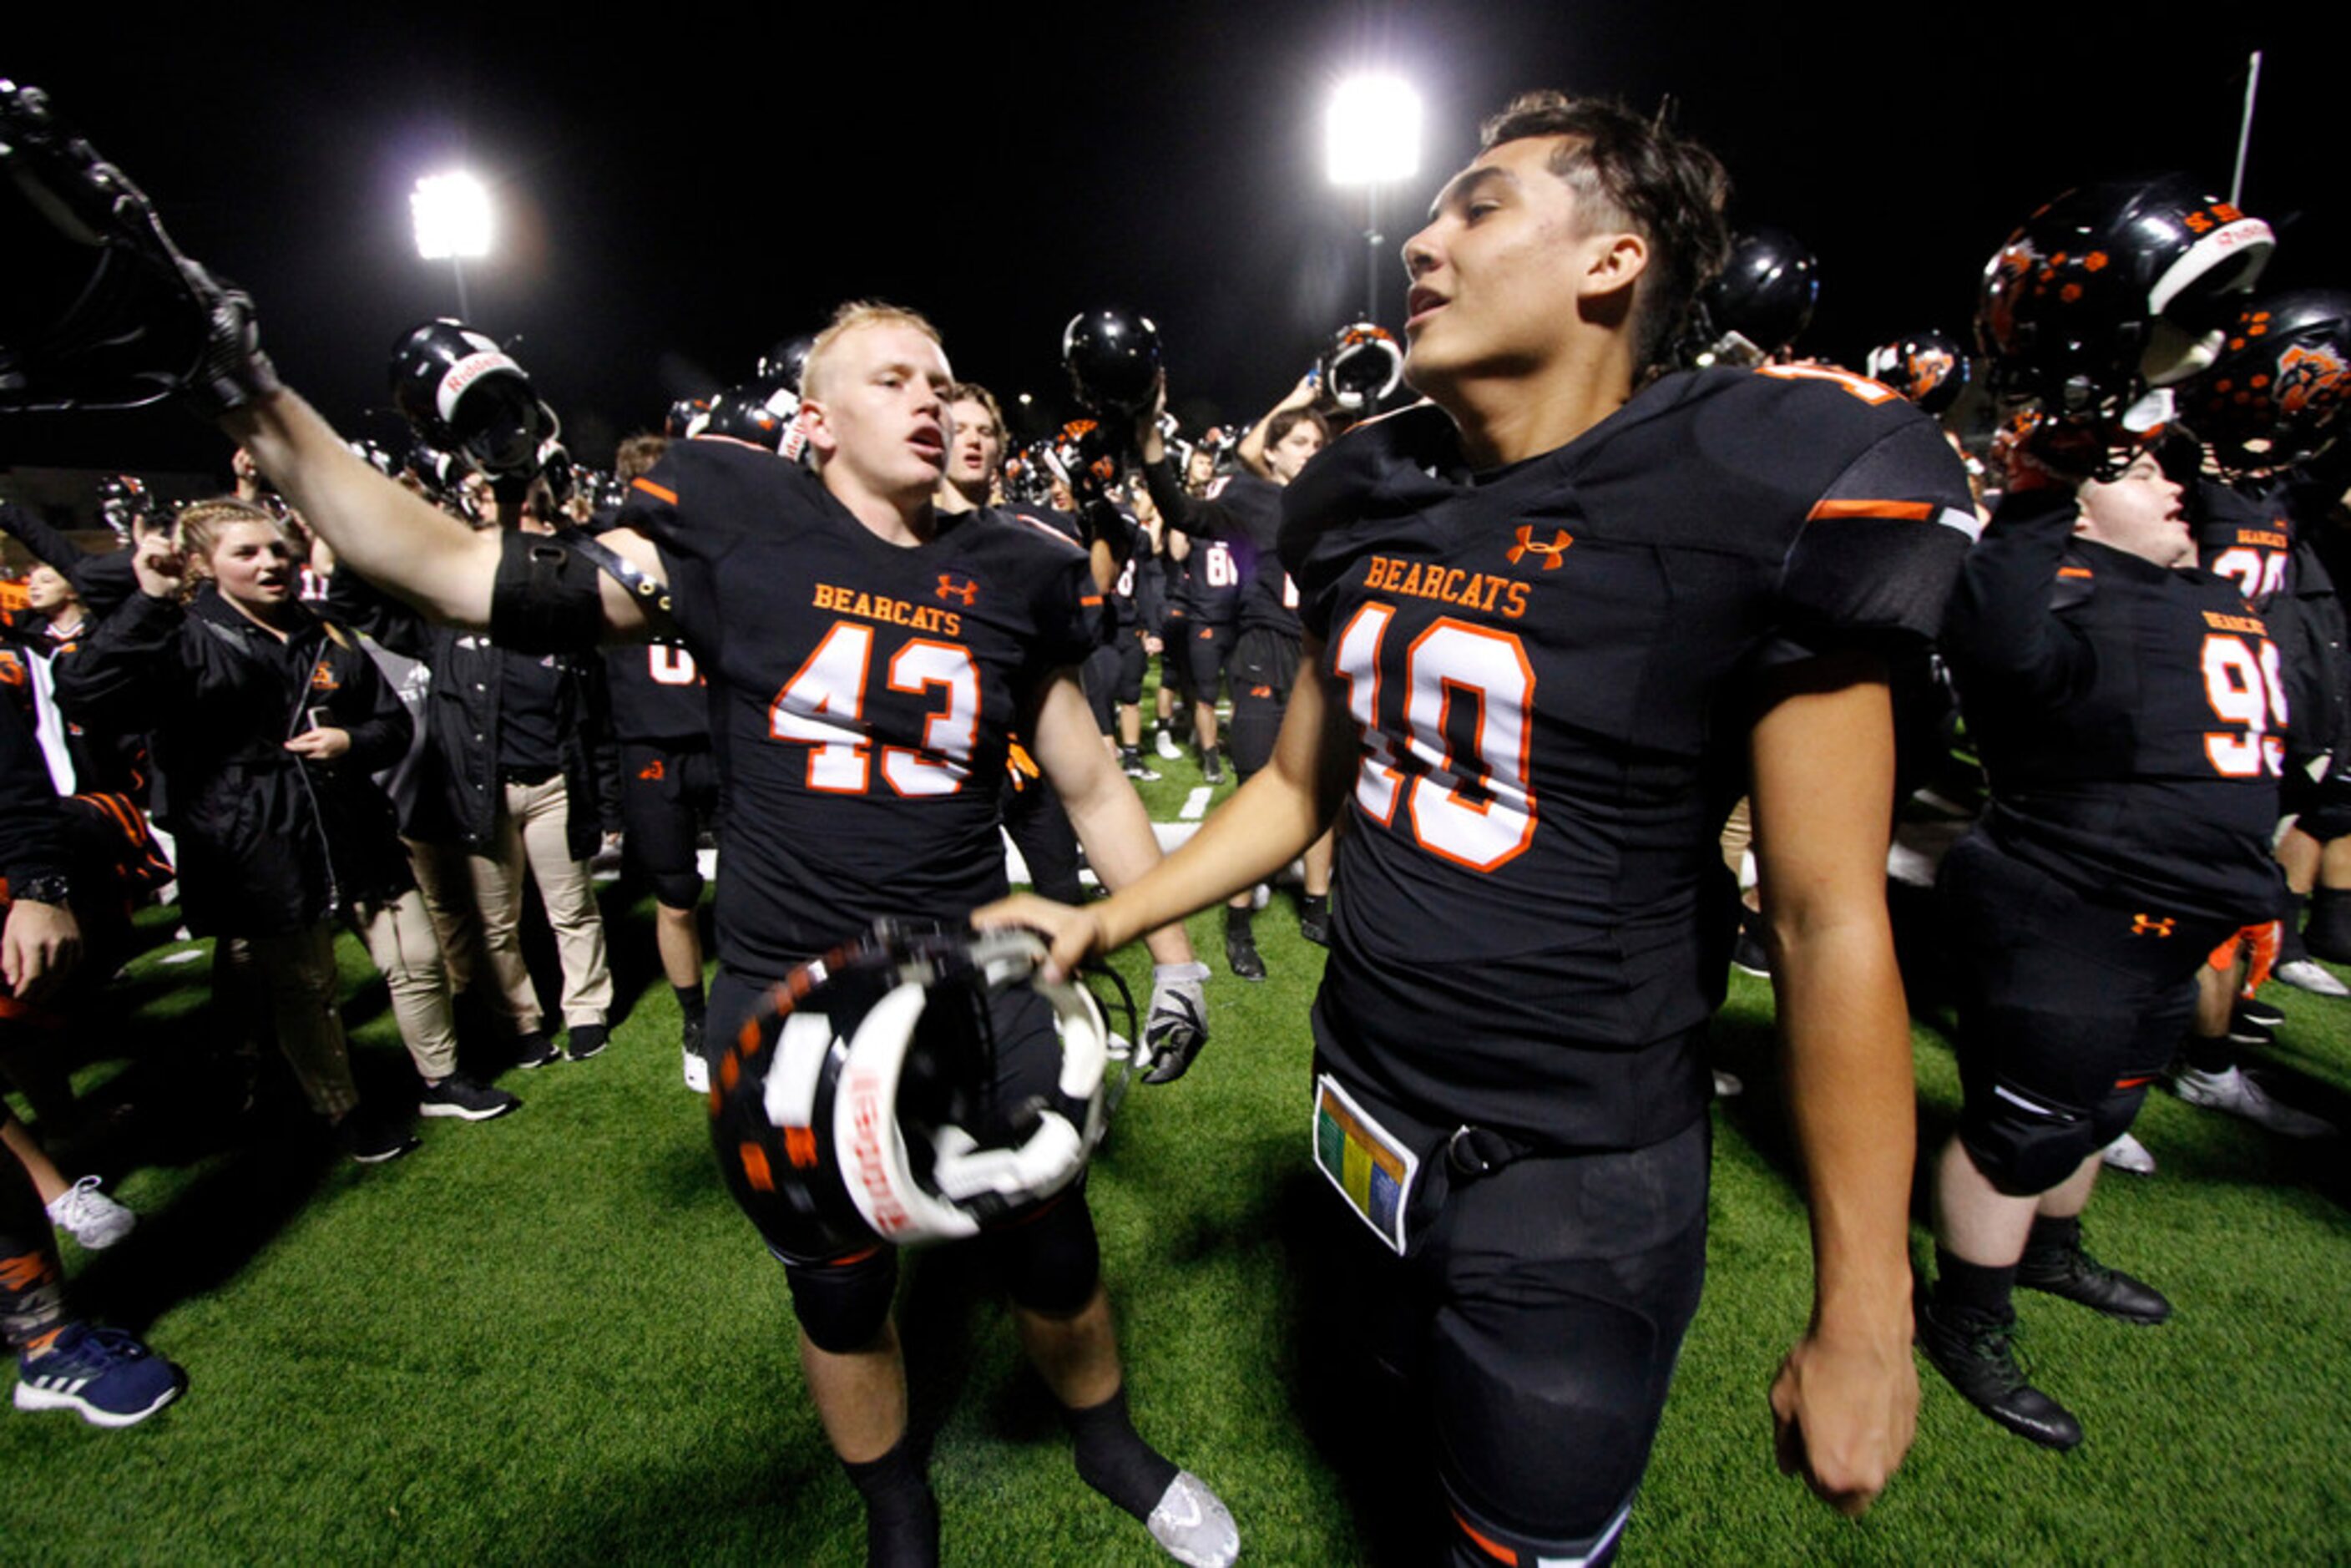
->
<box><xmin>3</xmin><ymin>77</ymin><xmax>2349</xmax><ymax>1567</ymax></box>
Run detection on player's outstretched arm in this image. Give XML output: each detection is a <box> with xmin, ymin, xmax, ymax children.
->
<box><xmin>222</xmin><ymin>392</ymin><xmax>660</xmax><ymax>640</ymax></box>
<box><xmin>223</xmin><ymin>392</ymin><xmax>501</xmax><ymax>625</ymax></box>
<box><xmin>1747</xmin><ymin>650</ymin><xmax>1919</xmax><ymax>1517</ymax></box>
<box><xmin>979</xmin><ymin>638</ymin><xmax>1352</xmax><ymax>978</ymax></box>
<box><xmin>1236</xmin><ymin>375</ymin><xmax>1317</xmax><ymax>480</ymax></box>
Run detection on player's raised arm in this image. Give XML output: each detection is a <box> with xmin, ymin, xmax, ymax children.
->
<box><xmin>1747</xmin><ymin>650</ymin><xmax>1919</xmax><ymax>1515</ymax></box>
<box><xmin>222</xmin><ymin>392</ymin><xmax>500</xmax><ymax>624</ymax></box>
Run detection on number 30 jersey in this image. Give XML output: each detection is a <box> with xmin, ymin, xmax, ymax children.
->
<box><xmin>1281</xmin><ymin>367</ymin><xmax>1975</xmax><ymax>1147</ymax></box>
<box><xmin>619</xmin><ymin>438</ymin><xmax>1102</xmax><ymax>976</ymax></box>
<box><xmin>1946</xmin><ymin>488</ymin><xmax>2285</xmax><ymax>927</ymax></box>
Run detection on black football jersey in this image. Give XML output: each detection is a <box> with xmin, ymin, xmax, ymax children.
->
<box><xmin>1946</xmin><ymin>489</ymin><xmax>2284</xmax><ymax>925</ymax></box>
<box><xmin>1146</xmin><ymin>461</ymin><xmax>1297</xmax><ymax>638</ymax></box>
<box><xmin>1281</xmin><ymin>367</ymin><xmax>1975</xmax><ymax>1146</ymax></box>
<box><xmin>603</xmin><ymin>639</ymin><xmax>712</xmax><ymax>746</ymax></box>
<box><xmin>618</xmin><ymin>441</ymin><xmax>1103</xmax><ymax>976</ymax></box>
<box><xmin>2192</xmin><ymin>475</ymin><xmax>2298</xmax><ymax>607</ymax></box>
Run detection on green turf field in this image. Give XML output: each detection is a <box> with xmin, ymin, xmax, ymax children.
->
<box><xmin>5</xmin><ymin>741</ymin><xmax>2348</xmax><ymax>1564</ymax></box>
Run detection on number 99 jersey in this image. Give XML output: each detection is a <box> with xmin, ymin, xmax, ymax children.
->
<box><xmin>1945</xmin><ymin>488</ymin><xmax>2286</xmax><ymax>928</ymax></box>
<box><xmin>1280</xmin><ymin>367</ymin><xmax>1975</xmax><ymax>1147</ymax></box>
<box><xmin>619</xmin><ymin>438</ymin><xmax>1104</xmax><ymax>977</ymax></box>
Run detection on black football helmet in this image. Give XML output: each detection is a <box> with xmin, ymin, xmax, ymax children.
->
<box><xmin>2179</xmin><ymin>290</ymin><xmax>2351</xmax><ymax>475</ymax></box>
<box><xmin>402</xmin><ymin>439</ymin><xmax>465</xmax><ymax>500</ymax></box>
<box><xmin>1977</xmin><ymin>175</ymin><xmax>2273</xmax><ymax>422</ymax></box>
<box><xmin>1691</xmin><ymin>227</ymin><xmax>1818</xmax><ymax>367</ymax></box>
<box><xmin>759</xmin><ymin>333</ymin><xmax>817</xmax><ymax>392</ymax></box>
<box><xmin>1321</xmin><ymin>322</ymin><xmax>1404</xmax><ymax>412</ymax></box>
<box><xmin>665</xmin><ymin>395</ymin><xmax>711</xmax><ymax>441</ymax></box>
<box><xmin>1864</xmin><ymin>330</ymin><xmax>1971</xmax><ymax>417</ymax></box>
<box><xmin>1002</xmin><ymin>443</ymin><xmax>1055</xmax><ymax>505</ymax></box>
<box><xmin>699</xmin><ymin>376</ymin><xmax>804</xmax><ymax>457</ymax></box>
<box><xmin>1063</xmin><ymin>308</ymin><xmax>1161</xmax><ymax>421</ymax></box>
<box><xmin>387</xmin><ymin>319</ymin><xmax>560</xmax><ymax>483</ymax></box>
<box><xmin>1044</xmin><ymin>417</ymin><xmax>1124</xmax><ymax>503</ymax></box>
<box><xmin>710</xmin><ymin>923</ymin><xmax>1126</xmax><ymax>1259</ymax></box>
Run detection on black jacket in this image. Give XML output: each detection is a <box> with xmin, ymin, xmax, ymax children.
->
<box><xmin>325</xmin><ymin>569</ymin><xmax>617</xmax><ymax>860</ymax></box>
<box><xmin>53</xmin><ymin>585</ymin><xmax>414</xmax><ymax>936</ymax></box>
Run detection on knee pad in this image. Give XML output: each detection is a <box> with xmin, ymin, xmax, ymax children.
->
<box><xmin>783</xmin><ymin>1246</ymin><xmax>901</xmax><ymax>1354</ymax></box>
<box><xmin>1428</xmin><ymin>1298</ymin><xmax>1658</xmax><ymax>1556</ymax></box>
<box><xmin>650</xmin><ymin>867</ymin><xmax>704</xmax><ymax>910</ymax></box>
<box><xmin>1959</xmin><ymin>1080</ymin><xmax>2102</xmax><ymax>1196</ymax></box>
<box><xmin>994</xmin><ymin>1188</ymin><xmax>1101</xmax><ymax>1317</ymax></box>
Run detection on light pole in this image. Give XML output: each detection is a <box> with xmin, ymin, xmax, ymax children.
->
<box><xmin>1326</xmin><ymin>75</ymin><xmax>1421</xmax><ymax>326</ymax></box>
<box><xmin>411</xmin><ymin>171</ymin><xmax>492</xmax><ymax>320</ymax></box>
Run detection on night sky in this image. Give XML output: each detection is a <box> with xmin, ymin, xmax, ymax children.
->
<box><xmin>5</xmin><ymin>8</ymin><xmax>2341</xmax><ymax>478</ymax></box>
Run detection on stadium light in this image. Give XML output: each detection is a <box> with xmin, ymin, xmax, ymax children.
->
<box><xmin>1326</xmin><ymin>76</ymin><xmax>1421</xmax><ymax>188</ymax></box>
<box><xmin>1325</xmin><ymin>76</ymin><xmax>1421</xmax><ymax>323</ymax></box>
<box><xmin>412</xmin><ymin>171</ymin><xmax>492</xmax><ymax>318</ymax></box>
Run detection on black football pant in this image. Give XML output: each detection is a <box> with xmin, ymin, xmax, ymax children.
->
<box><xmin>1228</xmin><ymin>627</ymin><xmax>1300</xmax><ymax>781</ymax></box>
<box><xmin>1315</xmin><ymin>1067</ymin><xmax>1707</xmax><ymax>1565</ymax></box>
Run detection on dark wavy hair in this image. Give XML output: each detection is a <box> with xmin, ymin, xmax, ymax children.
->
<box><xmin>1479</xmin><ymin>93</ymin><xmax>1732</xmax><ymax>374</ymax></box>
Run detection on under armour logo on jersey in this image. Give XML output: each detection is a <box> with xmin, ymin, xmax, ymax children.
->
<box><xmin>936</xmin><ymin>574</ymin><xmax>980</xmax><ymax>606</ymax></box>
<box><xmin>2130</xmin><ymin>913</ymin><xmax>2177</xmax><ymax>938</ymax></box>
<box><xmin>1505</xmin><ymin>525</ymin><xmax>1574</xmax><ymax>569</ymax></box>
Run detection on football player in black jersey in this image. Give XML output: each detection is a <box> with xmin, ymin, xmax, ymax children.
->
<box><xmin>211</xmin><ymin>305</ymin><xmax>1229</xmax><ymax>1566</ymax></box>
<box><xmin>988</xmin><ymin>93</ymin><xmax>1972</xmax><ymax>1561</ymax></box>
<box><xmin>939</xmin><ymin>382</ymin><xmax>1090</xmax><ymax>911</ymax></box>
<box><xmin>1919</xmin><ymin>439</ymin><xmax>2290</xmax><ymax>1449</ymax></box>
<box><xmin>1138</xmin><ymin>389</ymin><xmax>1334</xmax><ymax>976</ymax></box>
<box><xmin>595</xmin><ymin>432</ymin><xmax>724</xmax><ymax>1092</ymax></box>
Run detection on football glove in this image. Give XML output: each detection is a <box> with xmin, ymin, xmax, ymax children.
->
<box><xmin>0</xmin><ymin>80</ymin><xmax>278</xmax><ymax>419</ymax></box>
<box><xmin>1142</xmin><ymin>961</ymin><xmax>1211</xmax><ymax>1084</ymax></box>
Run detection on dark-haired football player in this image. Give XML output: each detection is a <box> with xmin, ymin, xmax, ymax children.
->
<box><xmin>1919</xmin><ymin>443</ymin><xmax>2289</xmax><ymax>1448</ymax></box>
<box><xmin>1137</xmin><ymin>385</ymin><xmax>1333</xmax><ymax>975</ymax></box>
<box><xmin>212</xmin><ymin>302</ymin><xmax>1227</xmax><ymax>1567</ymax></box>
<box><xmin>987</xmin><ymin>91</ymin><xmax>1971</xmax><ymax>1561</ymax></box>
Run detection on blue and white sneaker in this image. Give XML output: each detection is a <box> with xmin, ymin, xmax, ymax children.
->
<box><xmin>15</xmin><ymin>1324</ymin><xmax>185</xmax><ymax>1428</ymax></box>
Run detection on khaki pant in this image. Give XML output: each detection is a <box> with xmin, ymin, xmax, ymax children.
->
<box><xmin>354</xmin><ymin>888</ymin><xmax>458</xmax><ymax>1081</ymax></box>
<box><xmin>466</xmin><ymin>775</ymin><xmax>613</xmax><ymax>1033</ymax></box>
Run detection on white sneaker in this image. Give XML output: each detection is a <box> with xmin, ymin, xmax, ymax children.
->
<box><xmin>2172</xmin><ymin>1066</ymin><xmax>2336</xmax><ymax>1138</ymax></box>
<box><xmin>2273</xmin><ymin>958</ymin><xmax>2350</xmax><ymax>998</ymax></box>
<box><xmin>46</xmin><ymin>1176</ymin><xmax>135</xmax><ymax>1250</ymax></box>
<box><xmin>1145</xmin><ymin>1471</ymin><xmax>1239</xmax><ymax>1568</ymax></box>
<box><xmin>1711</xmin><ymin>1069</ymin><xmax>1744</xmax><ymax>1099</ymax></box>
<box><xmin>1154</xmin><ymin>727</ymin><xmax>1183</xmax><ymax>761</ymax></box>
<box><xmin>682</xmin><ymin>1044</ymin><xmax>710</xmax><ymax>1095</ymax></box>
<box><xmin>2101</xmin><ymin>1131</ymin><xmax>2156</xmax><ymax>1176</ymax></box>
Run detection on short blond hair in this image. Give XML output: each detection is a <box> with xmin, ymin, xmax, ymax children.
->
<box><xmin>800</xmin><ymin>300</ymin><xmax>943</xmax><ymax>402</ymax></box>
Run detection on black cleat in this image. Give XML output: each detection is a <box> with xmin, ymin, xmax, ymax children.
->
<box><xmin>1298</xmin><ymin>894</ymin><xmax>1331</xmax><ymax>948</ymax></box>
<box><xmin>1201</xmin><ymin>751</ymin><xmax>1225</xmax><ymax>786</ymax></box>
<box><xmin>1917</xmin><ymin>1297</ymin><xmax>2082</xmax><ymax>1449</ymax></box>
<box><xmin>2017</xmin><ymin>1238</ymin><xmax>2171</xmax><ymax>1325</ymax></box>
<box><xmin>2236</xmin><ymin>995</ymin><xmax>2286</xmax><ymax>1030</ymax></box>
<box><xmin>1225</xmin><ymin>926</ymin><xmax>1267</xmax><ymax>983</ymax></box>
<box><xmin>564</xmin><ymin>1023</ymin><xmax>610</xmax><ymax>1062</ymax></box>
